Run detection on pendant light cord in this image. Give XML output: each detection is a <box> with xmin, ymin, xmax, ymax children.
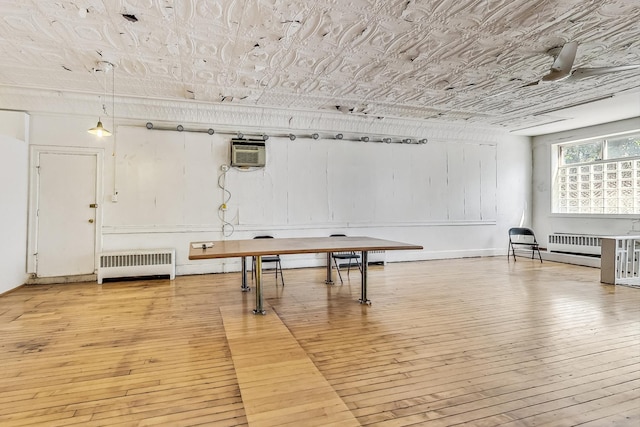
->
<box><xmin>112</xmin><ymin>62</ymin><xmax>118</xmax><ymax>200</ymax></box>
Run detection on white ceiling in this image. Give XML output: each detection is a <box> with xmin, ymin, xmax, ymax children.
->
<box><xmin>0</xmin><ymin>0</ymin><xmax>639</xmax><ymax>136</ymax></box>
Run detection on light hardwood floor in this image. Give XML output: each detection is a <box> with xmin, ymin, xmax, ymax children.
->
<box><xmin>1</xmin><ymin>257</ymin><xmax>638</xmax><ymax>426</ymax></box>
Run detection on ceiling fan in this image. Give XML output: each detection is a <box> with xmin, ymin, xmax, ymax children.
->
<box><xmin>524</xmin><ymin>41</ymin><xmax>640</xmax><ymax>86</ymax></box>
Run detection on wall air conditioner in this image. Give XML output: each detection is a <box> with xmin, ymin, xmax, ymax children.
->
<box><xmin>230</xmin><ymin>139</ymin><xmax>266</xmax><ymax>167</ymax></box>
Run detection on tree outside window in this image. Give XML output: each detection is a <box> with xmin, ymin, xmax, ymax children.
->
<box><xmin>607</xmin><ymin>135</ymin><xmax>640</xmax><ymax>159</ymax></box>
<box><xmin>560</xmin><ymin>141</ymin><xmax>601</xmax><ymax>165</ymax></box>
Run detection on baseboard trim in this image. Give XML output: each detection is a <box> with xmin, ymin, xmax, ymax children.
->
<box><xmin>23</xmin><ymin>250</ymin><xmax>598</xmax><ymax>285</ymax></box>
<box><xmin>541</xmin><ymin>252</ymin><xmax>601</xmax><ymax>268</ymax></box>
<box><xmin>26</xmin><ymin>274</ymin><xmax>97</xmax><ymax>285</ymax></box>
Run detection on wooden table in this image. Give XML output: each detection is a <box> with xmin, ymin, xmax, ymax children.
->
<box><xmin>189</xmin><ymin>236</ymin><xmax>423</xmax><ymax>314</ymax></box>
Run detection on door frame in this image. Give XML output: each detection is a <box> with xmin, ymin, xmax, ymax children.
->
<box><xmin>27</xmin><ymin>145</ymin><xmax>104</xmax><ymax>276</ymax></box>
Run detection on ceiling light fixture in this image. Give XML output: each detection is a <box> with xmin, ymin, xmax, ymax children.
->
<box><xmin>312</xmin><ymin>133</ymin><xmax>319</xmax><ymax>139</ymax></box>
<box><xmin>88</xmin><ymin>120</ymin><xmax>111</xmax><ymax>137</ymax></box>
<box><xmin>335</xmin><ymin>133</ymin><xmax>343</xmax><ymax>139</ymax></box>
<box><xmin>144</xmin><ymin>122</ymin><xmax>218</xmax><ymax>135</ymax></box>
<box><xmin>88</xmin><ymin>61</ymin><xmax>114</xmax><ymax>137</ymax></box>
<box><xmin>289</xmin><ymin>134</ymin><xmax>296</xmax><ymax>141</ymax></box>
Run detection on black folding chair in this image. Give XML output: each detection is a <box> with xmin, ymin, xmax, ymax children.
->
<box><xmin>508</xmin><ymin>227</ymin><xmax>543</xmax><ymax>263</ymax></box>
<box><xmin>329</xmin><ymin>234</ymin><xmax>362</xmax><ymax>283</ymax></box>
<box><xmin>251</xmin><ymin>235</ymin><xmax>285</xmax><ymax>286</ymax></box>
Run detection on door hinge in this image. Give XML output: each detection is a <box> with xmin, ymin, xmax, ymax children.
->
<box><xmin>90</xmin><ymin>203</ymin><xmax>98</xmax><ymax>208</ymax></box>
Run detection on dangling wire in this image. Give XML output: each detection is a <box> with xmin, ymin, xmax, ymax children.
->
<box><xmin>218</xmin><ymin>166</ymin><xmax>234</xmax><ymax>237</ymax></box>
<box><xmin>111</xmin><ymin>62</ymin><xmax>118</xmax><ymax>200</ymax></box>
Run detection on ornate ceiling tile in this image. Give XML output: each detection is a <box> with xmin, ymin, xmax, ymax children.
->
<box><xmin>0</xmin><ymin>0</ymin><xmax>638</xmax><ymax>134</ymax></box>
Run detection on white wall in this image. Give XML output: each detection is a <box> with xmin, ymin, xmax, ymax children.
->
<box><xmin>532</xmin><ymin>117</ymin><xmax>640</xmax><ymax>246</ymax></box>
<box><xmin>0</xmin><ymin>112</ymin><xmax>29</xmax><ymax>293</ymax></box>
<box><xmin>497</xmin><ymin>135</ymin><xmax>533</xmax><ymax>231</ymax></box>
<box><xmin>25</xmin><ymin>112</ymin><xmax>531</xmax><ymax>277</ymax></box>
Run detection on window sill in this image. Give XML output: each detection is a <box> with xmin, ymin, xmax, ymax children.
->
<box><xmin>550</xmin><ymin>213</ymin><xmax>640</xmax><ymax>219</ymax></box>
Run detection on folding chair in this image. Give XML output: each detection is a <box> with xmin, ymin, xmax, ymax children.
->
<box><xmin>329</xmin><ymin>234</ymin><xmax>362</xmax><ymax>283</ymax></box>
<box><xmin>252</xmin><ymin>235</ymin><xmax>285</xmax><ymax>286</ymax></box>
<box><xmin>508</xmin><ymin>227</ymin><xmax>543</xmax><ymax>263</ymax></box>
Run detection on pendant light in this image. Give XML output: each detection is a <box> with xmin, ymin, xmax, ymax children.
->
<box><xmin>88</xmin><ymin>119</ymin><xmax>111</xmax><ymax>137</ymax></box>
<box><xmin>88</xmin><ymin>61</ymin><xmax>114</xmax><ymax>137</ymax></box>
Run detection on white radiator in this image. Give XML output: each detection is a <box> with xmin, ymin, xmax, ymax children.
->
<box><xmin>368</xmin><ymin>250</ymin><xmax>386</xmax><ymax>265</ymax></box>
<box><xmin>98</xmin><ymin>248</ymin><xmax>176</xmax><ymax>284</ymax></box>
<box><xmin>548</xmin><ymin>233</ymin><xmax>602</xmax><ymax>257</ymax></box>
<box><xmin>332</xmin><ymin>250</ymin><xmax>386</xmax><ymax>267</ymax></box>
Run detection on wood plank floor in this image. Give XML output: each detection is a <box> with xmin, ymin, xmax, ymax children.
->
<box><xmin>0</xmin><ymin>257</ymin><xmax>638</xmax><ymax>426</ymax></box>
<box><xmin>221</xmin><ymin>304</ymin><xmax>359</xmax><ymax>426</ymax></box>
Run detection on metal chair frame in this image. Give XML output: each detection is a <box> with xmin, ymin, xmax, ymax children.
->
<box><xmin>508</xmin><ymin>227</ymin><xmax>543</xmax><ymax>263</ymax></box>
<box><xmin>251</xmin><ymin>235</ymin><xmax>285</xmax><ymax>286</ymax></box>
<box><xmin>330</xmin><ymin>234</ymin><xmax>363</xmax><ymax>283</ymax></box>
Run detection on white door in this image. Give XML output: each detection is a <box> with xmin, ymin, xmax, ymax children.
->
<box><xmin>35</xmin><ymin>152</ymin><xmax>98</xmax><ymax>277</ymax></box>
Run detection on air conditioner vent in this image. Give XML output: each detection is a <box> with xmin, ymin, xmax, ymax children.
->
<box><xmin>231</xmin><ymin>139</ymin><xmax>266</xmax><ymax>167</ymax></box>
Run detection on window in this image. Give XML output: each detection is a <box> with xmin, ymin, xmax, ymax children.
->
<box><xmin>560</xmin><ymin>141</ymin><xmax>602</xmax><ymax>165</ymax></box>
<box><xmin>554</xmin><ymin>132</ymin><xmax>640</xmax><ymax>214</ymax></box>
<box><xmin>607</xmin><ymin>135</ymin><xmax>640</xmax><ymax>159</ymax></box>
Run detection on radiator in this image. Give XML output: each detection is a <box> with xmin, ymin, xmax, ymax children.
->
<box><xmin>548</xmin><ymin>233</ymin><xmax>602</xmax><ymax>257</ymax></box>
<box><xmin>332</xmin><ymin>250</ymin><xmax>386</xmax><ymax>267</ymax></box>
<box><xmin>368</xmin><ymin>250</ymin><xmax>386</xmax><ymax>265</ymax></box>
<box><xmin>98</xmin><ymin>248</ymin><xmax>176</xmax><ymax>284</ymax></box>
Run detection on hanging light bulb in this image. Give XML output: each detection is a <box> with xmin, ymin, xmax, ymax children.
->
<box><xmin>88</xmin><ymin>119</ymin><xmax>111</xmax><ymax>137</ymax></box>
<box><xmin>88</xmin><ymin>61</ymin><xmax>114</xmax><ymax>137</ymax></box>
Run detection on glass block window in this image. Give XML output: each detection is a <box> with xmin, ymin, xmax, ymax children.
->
<box><xmin>554</xmin><ymin>132</ymin><xmax>640</xmax><ymax>214</ymax></box>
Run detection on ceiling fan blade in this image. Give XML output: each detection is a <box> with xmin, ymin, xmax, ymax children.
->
<box><xmin>541</xmin><ymin>41</ymin><xmax>578</xmax><ymax>82</ymax></box>
<box><xmin>568</xmin><ymin>65</ymin><xmax>640</xmax><ymax>80</ymax></box>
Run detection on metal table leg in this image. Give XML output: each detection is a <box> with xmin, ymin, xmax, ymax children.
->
<box><xmin>241</xmin><ymin>256</ymin><xmax>250</xmax><ymax>292</ymax></box>
<box><xmin>325</xmin><ymin>252</ymin><xmax>334</xmax><ymax>284</ymax></box>
<box><xmin>358</xmin><ymin>251</ymin><xmax>371</xmax><ymax>305</ymax></box>
<box><xmin>253</xmin><ymin>255</ymin><xmax>266</xmax><ymax>315</ymax></box>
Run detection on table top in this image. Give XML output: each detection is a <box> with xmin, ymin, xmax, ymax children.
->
<box><xmin>188</xmin><ymin>236</ymin><xmax>423</xmax><ymax>260</ymax></box>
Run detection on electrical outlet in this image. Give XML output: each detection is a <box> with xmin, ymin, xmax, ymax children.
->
<box><xmin>111</xmin><ymin>194</ymin><xmax>118</xmax><ymax>202</ymax></box>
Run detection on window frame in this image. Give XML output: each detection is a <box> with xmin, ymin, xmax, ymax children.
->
<box><xmin>552</xmin><ymin>130</ymin><xmax>640</xmax><ymax>216</ymax></box>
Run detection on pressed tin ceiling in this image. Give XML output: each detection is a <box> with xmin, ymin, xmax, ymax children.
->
<box><xmin>0</xmin><ymin>0</ymin><xmax>639</xmax><ymax>135</ymax></box>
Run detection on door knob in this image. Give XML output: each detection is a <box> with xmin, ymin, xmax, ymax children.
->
<box><xmin>88</xmin><ymin>219</ymin><xmax>94</xmax><ymax>223</ymax></box>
